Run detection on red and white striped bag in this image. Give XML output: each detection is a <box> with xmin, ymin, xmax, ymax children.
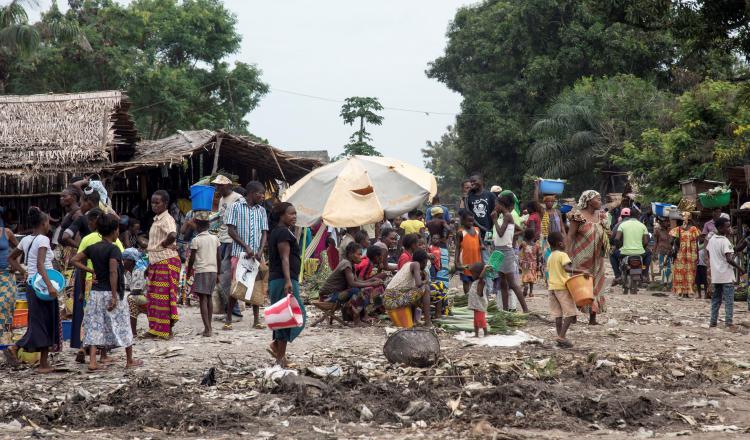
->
<box><xmin>264</xmin><ymin>294</ymin><xmax>304</xmax><ymax>330</ymax></box>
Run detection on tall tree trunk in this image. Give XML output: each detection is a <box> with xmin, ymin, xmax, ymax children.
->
<box><xmin>358</xmin><ymin>116</ymin><xmax>364</xmax><ymax>143</ymax></box>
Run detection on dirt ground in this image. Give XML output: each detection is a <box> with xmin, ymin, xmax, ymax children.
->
<box><xmin>2</xmin><ymin>278</ymin><xmax>750</xmax><ymax>440</ymax></box>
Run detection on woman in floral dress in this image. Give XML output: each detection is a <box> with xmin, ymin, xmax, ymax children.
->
<box><xmin>670</xmin><ymin>212</ymin><xmax>700</xmax><ymax>298</ymax></box>
<box><xmin>566</xmin><ymin>190</ymin><xmax>610</xmax><ymax>325</ymax></box>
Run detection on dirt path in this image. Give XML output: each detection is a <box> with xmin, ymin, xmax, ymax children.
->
<box><xmin>2</xmin><ymin>282</ymin><xmax>750</xmax><ymax>439</ymax></box>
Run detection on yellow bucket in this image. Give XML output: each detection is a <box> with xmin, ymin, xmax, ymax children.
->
<box><xmin>14</xmin><ymin>300</ymin><xmax>27</xmax><ymax>311</ymax></box>
<box><xmin>387</xmin><ymin>307</ymin><xmax>414</xmax><ymax>329</ymax></box>
<box><xmin>566</xmin><ymin>274</ymin><xmax>594</xmax><ymax>307</ymax></box>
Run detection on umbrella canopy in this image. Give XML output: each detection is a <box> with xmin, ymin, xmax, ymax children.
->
<box><xmin>281</xmin><ymin>155</ymin><xmax>437</xmax><ymax>227</ymax></box>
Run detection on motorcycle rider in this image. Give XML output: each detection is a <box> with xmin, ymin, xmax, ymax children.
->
<box><xmin>613</xmin><ymin>208</ymin><xmax>650</xmax><ymax>284</ymax></box>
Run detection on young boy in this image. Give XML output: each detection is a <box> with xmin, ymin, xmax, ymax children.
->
<box><xmin>706</xmin><ymin>217</ymin><xmax>745</xmax><ymax>330</ymax></box>
<box><xmin>546</xmin><ymin>232</ymin><xmax>586</xmax><ymax>347</ymax></box>
<box><xmin>464</xmin><ymin>262</ymin><xmax>492</xmax><ymax>337</ymax></box>
<box><xmin>187</xmin><ymin>215</ymin><xmax>221</xmax><ymax>337</ymax></box>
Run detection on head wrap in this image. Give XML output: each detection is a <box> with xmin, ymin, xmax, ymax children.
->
<box><xmin>430</xmin><ymin>206</ymin><xmax>444</xmax><ymax>216</ymax></box>
<box><xmin>122</xmin><ymin>248</ymin><xmax>142</xmax><ymax>262</ymax></box>
<box><xmin>720</xmin><ymin>213</ymin><xmax>730</xmax><ymax>220</ymax></box>
<box><xmin>577</xmin><ymin>190</ymin><xmax>601</xmax><ymax>210</ymax></box>
<box><xmin>499</xmin><ymin>190</ymin><xmax>520</xmax><ymax>215</ymax></box>
<box><xmin>490</xmin><ymin>185</ymin><xmax>502</xmax><ymax>194</ymax></box>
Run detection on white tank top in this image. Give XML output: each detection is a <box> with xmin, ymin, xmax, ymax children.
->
<box><xmin>493</xmin><ymin>216</ymin><xmax>514</xmax><ymax>247</ymax></box>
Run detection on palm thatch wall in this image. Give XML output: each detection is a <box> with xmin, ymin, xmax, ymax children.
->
<box><xmin>0</xmin><ymin>90</ymin><xmax>138</xmax><ymax>177</ymax></box>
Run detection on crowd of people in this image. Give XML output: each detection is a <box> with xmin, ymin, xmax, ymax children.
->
<box><xmin>0</xmin><ymin>171</ymin><xmax>747</xmax><ymax>373</ymax></box>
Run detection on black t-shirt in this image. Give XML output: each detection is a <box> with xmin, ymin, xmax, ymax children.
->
<box><xmin>84</xmin><ymin>241</ymin><xmax>124</xmax><ymax>294</ymax></box>
<box><xmin>268</xmin><ymin>227</ymin><xmax>301</xmax><ymax>282</ymax></box>
<box><xmin>66</xmin><ymin>214</ymin><xmax>91</xmax><ymax>239</ymax></box>
<box><xmin>467</xmin><ymin>190</ymin><xmax>496</xmax><ymax>237</ymax></box>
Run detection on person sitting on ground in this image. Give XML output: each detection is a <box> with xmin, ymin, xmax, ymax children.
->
<box><xmin>397</xmin><ymin>233</ymin><xmax>420</xmax><ymax>270</ymax></box>
<box><xmin>354</xmin><ymin>230</ymin><xmax>370</xmax><ymax>253</ymax></box>
<box><xmin>400</xmin><ymin>209</ymin><xmax>426</xmax><ymax>236</ymax></box>
<box><xmin>374</xmin><ymin>227</ymin><xmax>399</xmax><ymax>269</ymax></box>
<box><xmin>120</xmin><ymin>217</ymin><xmax>141</xmax><ymax>250</ymax></box>
<box><xmin>383</xmin><ymin>249</ymin><xmax>433</xmax><ymax>327</ymax></box>
<box><xmin>186</xmin><ymin>215</ymin><xmax>221</xmax><ymax>337</ymax></box>
<box><xmin>547</xmin><ymin>231</ymin><xmax>588</xmax><ymax>348</ymax></box>
<box><xmin>318</xmin><ymin>242</ymin><xmax>384</xmax><ymax>325</ymax></box>
<box><xmin>71</xmin><ymin>214</ymin><xmax>142</xmax><ymax>370</ymax></box>
<box><xmin>337</xmin><ymin>227</ymin><xmax>359</xmax><ymax>260</ymax></box>
<box><xmin>123</xmin><ymin>248</ymin><xmax>147</xmax><ymax>337</ymax></box>
<box><xmin>355</xmin><ymin>245</ymin><xmax>389</xmax><ymax>315</ymax></box>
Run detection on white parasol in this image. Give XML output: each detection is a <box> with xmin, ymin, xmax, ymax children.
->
<box><xmin>281</xmin><ymin>155</ymin><xmax>437</xmax><ymax>227</ymax></box>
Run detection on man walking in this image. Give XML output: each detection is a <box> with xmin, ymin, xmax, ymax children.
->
<box><xmin>225</xmin><ymin>181</ymin><xmax>268</xmax><ymax>330</ymax></box>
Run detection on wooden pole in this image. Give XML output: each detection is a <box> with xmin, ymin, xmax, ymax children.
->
<box><xmin>211</xmin><ymin>136</ymin><xmax>223</xmax><ymax>174</ymax></box>
<box><xmin>299</xmin><ymin>227</ymin><xmax>308</xmax><ymax>282</ymax></box>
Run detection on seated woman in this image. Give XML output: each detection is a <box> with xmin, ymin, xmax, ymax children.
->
<box><xmin>355</xmin><ymin>245</ymin><xmax>390</xmax><ymax>316</ymax></box>
<box><xmin>318</xmin><ymin>242</ymin><xmax>384</xmax><ymax>325</ymax></box>
<box><xmin>383</xmin><ymin>249</ymin><xmax>432</xmax><ymax>327</ymax></box>
<box><xmin>397</xmin><ymin>233</ymin><xmax>420</xmax><ymax>269</ymax></box>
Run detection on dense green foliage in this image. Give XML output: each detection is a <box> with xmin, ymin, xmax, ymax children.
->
<box><xmin>614</xmin><ymin>80</ymin><xmax>750</xmax><ymax>202</ymax></box>
<box><xmin>421</xmin><ymin>125</ymin><xmax>469</xmax><ymax>204</ymax></box>
<box><xmin>3</xmin><ymin>0</ymin><xmax>268</xmax><ymax>140</ymax></box>
<box><xmin>339</xmin><ymin>96</ymin><xmax>384</xmax><ymax>157</ymax></box>
<box><xmin>426</xmin><ymin>0</ymin><xmax>750</xmax><ymax>201</ymax></box>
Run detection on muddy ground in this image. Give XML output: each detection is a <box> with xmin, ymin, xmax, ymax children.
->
<box><xmin>2</xmin><ymin>280</ymin><xmax>750</xmax><ymax>440</ymax></box>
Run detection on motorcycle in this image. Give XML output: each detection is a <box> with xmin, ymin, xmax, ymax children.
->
<box><xmin>621</xmin><ymin>255</ymin><xmax>644</xmax><ymax>295</ymax></box>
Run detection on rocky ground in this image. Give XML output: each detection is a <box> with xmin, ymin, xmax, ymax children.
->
<box><xmin>1</xmin><ymin>280</ymin><xmax>750</xmax><ymax>440</ymax></box>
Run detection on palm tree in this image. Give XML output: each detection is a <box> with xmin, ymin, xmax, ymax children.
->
<box><xmin>0</xmin><ymin>0</ymin><xmax>90</xmax><ymax>93</ymax></box>
<box><xmin>528</xmin><ymin>95</ymin><xmax>609</xmax><ymax>189</ymax></box>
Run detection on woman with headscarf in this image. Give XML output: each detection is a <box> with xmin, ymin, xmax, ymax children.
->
<box><xmin>669</xmin><ymin>212</ymin><xmax>700</xmax><ymax>298</ymax></box>
<box><xmin>566</xmin><ymin>190</ymin><xmax>609</xmax><ymax>325</ymax></box>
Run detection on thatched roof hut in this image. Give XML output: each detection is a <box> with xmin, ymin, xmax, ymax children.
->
<box><xmin>0</xmin><ymin>90</ymin><xmax>138</xmax><ymax>176</ymax></box>
<box><xmin>109</xmin><ymin>130</ymin><xmax>321</xmax><ymax>183</ymax></box>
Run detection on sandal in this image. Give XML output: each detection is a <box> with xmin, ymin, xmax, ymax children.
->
<box><xmin>222</xmin><ymin>323</ymin><xmax>233</xmax><ymax>331</ymax></box>
<box><xmin>253</xmin><ymin>323</ymin><xmax>265</xmax><ymax>329</ymax></box>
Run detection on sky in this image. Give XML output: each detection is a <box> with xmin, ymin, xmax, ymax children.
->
<box><xmin>223</xmin><ymin>1</ymin><xmax>476</xmax><ymax>167</ymax></box>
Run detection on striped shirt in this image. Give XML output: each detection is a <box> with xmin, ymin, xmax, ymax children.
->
<box><xmin>225</xmin><ymin>198</ymin><xmax>268</xmax><ymax>257</ymax></box>
<box><xmin>147</xmin><ymin>211</ymin><xmax>178</xmax><ymax>262</ymax></box>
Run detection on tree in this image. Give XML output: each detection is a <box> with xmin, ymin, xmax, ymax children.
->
<box><xmin>339</xmin><ymin>96</ymin><xmax>384</xmax><ymax>156</ymax></box>
<box><xmin>0</xmin><ymin>0</ymin><xmax>90</xmax><ymax>92</ymax></box>
<box><xmin>4</xmin><ymin>0</ymin><xmax>268</xmax><ymax>139</ymax></box>
<box><xmin>613</xmin><ymin>80</ymin><xmax>750</xmax><ymax>202</ymax></box>
<box><xmin>528</xmin><ymin>75</ymin><xmax>673</xmax><ymax>194</ymax></box>
<box><xmin>426</xmin><ymin>0</ymin><xmax>677</xmax><ymax>190</ymax></box>
<box><xmin>422</xmin><ymin>126</ymin><xmax>471</xmax><ymax>204</ymax></box>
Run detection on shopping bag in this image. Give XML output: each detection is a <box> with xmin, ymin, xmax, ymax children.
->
<box><xmin>264</xmin><ymin>294</ymin><xmax>304</xmax><ymax>330</ymax></box>
<box><xmin>247</xmin><ymin>260</ymin><xmax>268</xmax><ymax>306</ymax></box>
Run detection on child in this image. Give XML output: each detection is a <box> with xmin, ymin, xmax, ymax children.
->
<box><xmin>706</xmin><ymin>217</ymin><xmax>745</xmax><ymax>330</ymax></box>
<box><xmin>464</xmin><ymin>262</ymin><xmax>491</xmax><ymax>337</ymax></box>
<box><xmin>319</xmin><ymin>242</ymin><xmax>384</xmax><ymax>326</ymax></box>
<box><xmin>71</xmin><ymin>214</ymin><xmax>142</xmax><ymax>371</ymax></box>
<box><xmin>519</xmin><ymin>228</ymin><xmax>541</xmax><ymax>297</ymax></box>
<box><xmin>547</xmin><ymin>231</ymin><xmax>587</xmax><ymax>348</ymax></box>
<box><xmin>696</xmin><ymin>235</ymin><xmax>709</xmax><ymax>299</ymax></box>
<box><xmin>456</xmin><ymin>211</ymin><xmax>484</xmax><ymax>295</ymax></box>
<box><xmin>397</xmin><ymin>233</ymin><xmax>420</xmax><ymax>269</ymax></box>
<box><xmin>187</xmin><ymin>215</ymin><xmax>221</xmax><ymax>337</ymax></box>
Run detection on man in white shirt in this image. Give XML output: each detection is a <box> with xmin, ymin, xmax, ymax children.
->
<box><xmin>706</xmin><ymin>217</ymin><xmax>745</xmax><ymax>329</ymax></box>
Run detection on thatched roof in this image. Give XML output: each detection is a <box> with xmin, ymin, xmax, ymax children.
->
<box><xmin>286</xmin><ymin>150</ymin><xmax>331</xmax><ymax>163</ymax></box>
<box><xmin>0</xmin><ymin>91</ymin><xmax>138</xmax><ymax>175</ymax></box>
<box><xmin>109</xmin><ymin>130</ymin><xmax>322</xmax><ymax>183</ymax></box>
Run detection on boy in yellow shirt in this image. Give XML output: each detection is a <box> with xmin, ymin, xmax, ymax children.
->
<box><xmin>546</xmin><ymin>232</ymin><xmax>587</xmax><ymax>348</ymax></box>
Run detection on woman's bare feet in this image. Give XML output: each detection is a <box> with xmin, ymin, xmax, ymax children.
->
<box><xmin>37</xmin><ymin>367</ymin><xmax>54</xmax><ymax>374</ymax></box>
<box><xmin>126</xmin><ymin>359</ymin><xmax>144</xmax><ymax>369</ymax></box>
